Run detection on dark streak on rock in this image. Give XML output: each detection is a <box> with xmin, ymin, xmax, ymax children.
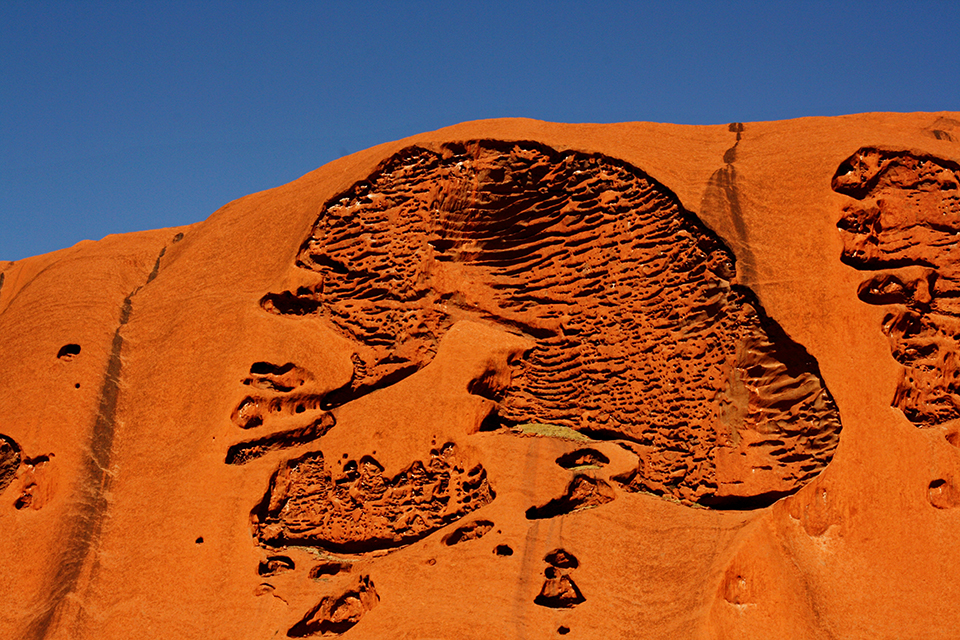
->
<box><xmin>702</xmin><ymin>123</ymin><xmax>755</xmax><ymax>284</ymax></box>
<box><xmin>146</xmin><ymin>247</ymin><xmax>166</xmax><ymax>285</ymax></box>
<box><xmin>932</xmin><ymin>129</ymin><xmax>954</xmax><ymax>142</ymax></box>
<box><xmin>25</xmin><ymin>244</ymin><xmax>169</xmax><ymax>640</ymax></box>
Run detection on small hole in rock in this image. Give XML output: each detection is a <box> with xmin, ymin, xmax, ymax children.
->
<box><xmin>309</xmin><ymin>562</ymin><xmax>348</xmax><ymax>578</ymax></box>
<box><xmin>57</xmin><ymin>344</ymin><xmax>81</xmax><ymax>360</ymax></box>
<box><xmin>558</xmin><ymin>626</ymin><xmax>570</xmax><ymax>635</ymax></box>
<box><xmin>478</xmin><ymin>412</ymin><xmax>502</xmax><ymax>432</ymax></box>
<box><xmin>544</xmin><ymin>548</ymin><xmax>580</xmax><ymax>569</ymax></box>
<box><xmin>74</xmin><ymin>383</ymin><xmax>80</xmax><ymax>389</ymax></box>
<box><xmin>259</xmin><ymin>556</ymin><xmax>295</xmax><ymax>576</ymax></box>
<box><xmin>195</xmin><ymin>537</ymin><xmax>204</xmax><ymax>544</ymax></box>
<box><xmin>494</xmin><ymin>544</ymin><xmax>514</xmax><ymax>556</ymax></box>
<box><xmin>249</xmin><ymin>361</ymin><xmax>294</xmax><ymax>376</ymax></box>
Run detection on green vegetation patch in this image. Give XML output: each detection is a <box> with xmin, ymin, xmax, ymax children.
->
<box><xmin>514</xmin><ymin>422</ymin><xmax>592</xmax><ymax>442</ymax></box>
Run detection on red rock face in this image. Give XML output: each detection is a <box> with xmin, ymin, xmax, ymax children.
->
<box><xmin>834</xmin><ymin>148</ymin><xmax>960</xmax><ymax>425</ymax></box>
<box><xmin>2</xmin><ymin>114</ymin><xmax>960</xmax><ymax>640</ymax></box>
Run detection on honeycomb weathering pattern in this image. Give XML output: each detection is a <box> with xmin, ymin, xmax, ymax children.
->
<box><xmin>266</xmin><ymin>140</ymin><xmax>842</xmax><ymax>507</ymax></box>
<box><xmin>251</xmin><ymin>444</ymin><xmax>495</xmax><ymax>554</ymax></box>
<box><xmin>834</xmin><ymin>148</ymin><xmax>960</xmax><ymax>426</ymax></box>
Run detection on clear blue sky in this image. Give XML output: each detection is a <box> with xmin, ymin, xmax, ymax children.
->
<box><xmin>2</xmin><ymin>1</ymin><xmax>958</xmax><ymax>261</ymax></box>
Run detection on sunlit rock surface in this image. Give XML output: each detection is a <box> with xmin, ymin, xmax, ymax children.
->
<box><xmin>2</xmin><ymin>112</ymin><xmax>960</xmax><ymax>639</ymax></box>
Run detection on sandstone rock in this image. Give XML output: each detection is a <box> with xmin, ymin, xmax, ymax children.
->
<box><xmin>2</xmin><ymin>112</ymin><xmax>959</xmax><ymax>639</ymax></box>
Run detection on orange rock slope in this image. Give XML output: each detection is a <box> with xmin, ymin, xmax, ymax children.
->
<box><xmin>2</xmin><ymin>112</ymin><xmax>959</xmax><ymax>639</ymax></box>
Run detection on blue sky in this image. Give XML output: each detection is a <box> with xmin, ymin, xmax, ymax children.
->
<box><xmin>2</xmin><ymin>1</ymin><xmax>958</xmax><ymax>261</ymax></box>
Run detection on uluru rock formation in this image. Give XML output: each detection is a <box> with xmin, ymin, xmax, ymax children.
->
<box><xmin>2</xmin><ymin>112</ymin><xmax>960</xmax><ymax>639</ymax></box>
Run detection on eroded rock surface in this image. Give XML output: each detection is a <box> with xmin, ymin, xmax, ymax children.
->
<box><xmin>4</xmin><ymin>114</ymin><xmax>960</xmax><ymax>640</ymax></box>
<box><xmin>265</xmin><ymin>141</ymin><xmax>841</xmax><ymax>507</ymax></box>
<box><xmin>287</xmin><ymin>575</ymin><xmax>379</xmax><ymax>638</ymax></box>
<box><xmin>251</xmin><ymin>443</ymin><xmax>494</xmax><ymax>554</ymax></box>
<box><xmin>835</xmin><ymin>148</ymin><xmax>960</xmax><ymax>425</ymax></box>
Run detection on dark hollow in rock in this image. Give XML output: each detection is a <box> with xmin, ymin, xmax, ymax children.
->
<box><xmin>309</xmin><ymin>562</ymin><xmax>349</xmax><ymax>578</ymax></box>
<box><xmin>57</xmin><ymin>344</ymin><xmax>81</xmax><ymax>360</ymax></box>
<box><xmin>225</xmin><ymin>414</ymin><xmax>336</xmax><ymax>465</ymax></box>
<box><xmin>535</xmin><ymin>574</ymin><xmax>585</xmax><ymax>609</ymax></box>
<box><xmin>287</xmin><ymin>575</ymin><xmax>378</xmax><ymax>638</ymax></box>
<box><xmin>544</xmin><ymin>548</ymin><xmax>579</xmax><ymax>570</ymax></box>
<box><xmin>526</xmin><ymin>476</ymin><xmax>615</xmax><ymax>520</ymax></box>
<box><xmin>258</xmin><ymin>556</ymin><xmax>295</xmax><ymax>577</ymax></box>
<box><xmin>555</xmin><ymin>448</ymin><xmax>610</xmax><ymax>469</ymax></box>
<box><xmin>442</xmin><ymin>519</ymin><xmax>494</xmax><ymax>546</ymax></box>
<box><xmin>260</xmin><ymin>289</ymin><xmax>321</xmax><ymax>316</ymax></box>
<box><xmin>242</xmin><ymin>361</ymin><xmax>312</xmax><ymax>393</ymax></box>
<box><xmin>928</xmin><ymin>478</ymin><xmax>960</xmax><ymax>509</ymax></box>
<box><xmin>230</xmin><ymin>393</ymin><xmax>329</xmax><ymax>431</ymax></box>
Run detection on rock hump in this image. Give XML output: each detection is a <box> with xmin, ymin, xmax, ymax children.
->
<box><xmin>2</xmin><ymin>113</ymin><xmax>959</xmax><ymax>639</ymax></box>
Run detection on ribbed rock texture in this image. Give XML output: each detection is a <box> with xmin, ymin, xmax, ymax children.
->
<box><xmin>2</xmin><ymin>112</ymin><xmax>959</xmax><ymax>639</ymax></box>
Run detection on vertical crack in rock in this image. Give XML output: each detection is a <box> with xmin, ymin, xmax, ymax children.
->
<box><xmin>834</xmin><ymin>148</ymin><xmax>960</xmax><ymax>426</ymax></box>
<box><xmin>262</xmin><ymin>140</ymin><xmax>842</xmax><ymax>508</ymax></box>
<box><xmin>25</xmin><ymin>246</ymin><xmax>169</xmax><ymax>640</ymax></box>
